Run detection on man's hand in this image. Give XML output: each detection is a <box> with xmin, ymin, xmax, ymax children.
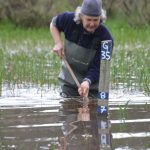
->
<box><xmin>78</xmin><ymin>81</ymin><xmax>89</xmax><ymax>97</ymax></box>
<box><xmin>53</xmin><ymin>42</ymin><xmax>64</xmax><ymax>58</ymax></box>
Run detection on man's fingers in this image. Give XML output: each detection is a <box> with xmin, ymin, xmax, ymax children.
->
<box><xmin>53</xmin><ymin>43</ymin><xmax>64</xmax><ymax>58</ymax></box>
<box><xmin>78</xmin><ymin>86</ymin><xmax>88</xmax><ymax>97</ymax></box>
<box><xmin>78</xmin><ymin>87</ymin><xmax>83</xmax><ymax>96</ymax></box>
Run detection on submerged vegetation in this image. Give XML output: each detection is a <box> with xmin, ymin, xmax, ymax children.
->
<box><xmin>0</xmin><ymin>20</ymin><xmax>150</xmax><ymax>95</ymax></box>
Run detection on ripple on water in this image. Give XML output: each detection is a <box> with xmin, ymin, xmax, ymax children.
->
<box><xmin>0</xmin><ymin>87</ymin><xmax>150</xmax><ymax>150</ymax></box>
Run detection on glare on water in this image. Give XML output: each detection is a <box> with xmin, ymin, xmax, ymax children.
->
<box><xmin>0</xmin><ymin>85</ymin><xmax>150</xmax><ymax>150</ymax></box>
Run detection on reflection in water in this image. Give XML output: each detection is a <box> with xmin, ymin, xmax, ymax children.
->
<box><xmin>0</xmin><ymin>87</ymin><xmax>150</xmax><ymax>149</ymax></box>
<box><xmin>0</xmin><ymin>97</ymin><xmax>112</xmax><ymax>150</ymax></box>
<box><xmin>58</xmin><ymin>99</ymin><xmax>112</xmax><ymax>150</ymax></box>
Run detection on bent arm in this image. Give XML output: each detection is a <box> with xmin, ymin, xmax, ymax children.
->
<box><xmin>50</xmin><ymin>21</ymin><xmax>64</xmax><ymax>58</ymax></box>
<box><xmin>50</xmin><ymin>22</ymin><xmax>61</xmax><ymax>45</ymax></box>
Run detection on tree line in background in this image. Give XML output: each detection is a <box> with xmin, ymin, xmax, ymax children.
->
<box><xmin>0</xmin><ymin>0</ymin><xmax>149</xmax><ymax>27</ymax></box>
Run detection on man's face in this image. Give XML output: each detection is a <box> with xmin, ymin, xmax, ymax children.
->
<box><xmin>81</xmin><ymin>14</ymin><xmax>101</xmax><ymax>33</ymax></box>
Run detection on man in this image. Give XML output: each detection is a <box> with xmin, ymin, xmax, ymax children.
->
<box><xmin>50</xmin><ymin>0</ymin><xmax>113</xmax><ymax>98</ymax></box>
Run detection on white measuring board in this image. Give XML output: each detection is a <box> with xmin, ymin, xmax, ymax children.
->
<box><xmin>98</xmin><ymin>117</ymin><xmax>112</xmax><ymax>149</ymax></box>
<box><xmin>97</xmin><ymin>40</ymin><xmax>112</xmax><ymax>116</ymax></box>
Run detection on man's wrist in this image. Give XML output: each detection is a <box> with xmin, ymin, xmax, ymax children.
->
<box><xmin>82</xmin><ymin>78</ymin><xmax>91</xmax><ymax>85</ymax></box>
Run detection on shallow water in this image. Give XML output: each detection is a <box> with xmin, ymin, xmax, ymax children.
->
<box><xmin>0</xmin><ymin>85</ymin><xmax>150</xmax><ymax>150</ymax></box>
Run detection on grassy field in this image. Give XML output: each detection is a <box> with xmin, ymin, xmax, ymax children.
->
<box><xmin>106</xmin><ymin>19</ymin><xmax>150</xmax><ymax>94</ymax></box>
<box><xmin>0</xmin><ymin>20</ymin><xmax>150</xmax><ymax>94</ymax></box>
<box><xmin>0</xmin><ymin>22</ymin><xmax>60</xmax><ymax>87</ymax></box>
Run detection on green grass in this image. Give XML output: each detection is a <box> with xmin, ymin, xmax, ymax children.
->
<box><xmin>106</xmin><ymin>19</ymin><xmax>150</xmax><ymax>94</ymax></box>
<box><xmin>0</xmin><ymin>21</ymin><xmax>60</xmax><ymax>87</ymax></box>
<box><xmin>106</xmin><ymin>18</ymin><xmax>150</xmax><ymax>45</ymax></box>
<box><xmin>0</xmin><ymin>20</ymin><xmax>150</xmax><ymax>94</ymax></box>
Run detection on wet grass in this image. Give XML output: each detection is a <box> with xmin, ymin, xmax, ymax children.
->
<box><xmin>106</xmin><ymin>19</ymin><xmax>150</xmax><ymax>94</ymax></box>
<box><xmin>0</xmin><ymin>20</ymin><xmax>150</xmax><ymax>94</ymax></box>
<box><xmin>118</xmin><ymin>100</ymin><xmax>130</xmax><ymax>119</ymax></box>
<box><xmin>0</xmin><ymin>22</ymin><xmax>60</xmax><ymax>88</ymax></box>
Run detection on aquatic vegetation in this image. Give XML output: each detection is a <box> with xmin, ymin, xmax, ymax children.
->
<box><xmin>144</xmin><ymin>102</ymin><xmax>150</xmax><ymax>111</ymax></box>
<box><xmin>0</xmin><ymin>22</ymin><xmax>60</xmax><ymax>89</ymax></box>
<box><xmin>50</xmin><ymin>144</ymin><xmax>57</xmax><ymax>150</ymax></box>
<box><xmin>106</xmin><ymin>19</ymin><xmax>150</xmax><ymax>95</ymax></box>
<box><xmin>118</xmin><ymin>100</ymin><xmax>130</xmax><ymax>119</ymax></box>
<box><xmin>111</xmin><ymin>45</ymin><xmax>150</xmax><ymax>94</ymax></box>
<box><xmin>0</xmin><ymin>21</ymin><xmax>150</xmax><ymax>94</ymax></box>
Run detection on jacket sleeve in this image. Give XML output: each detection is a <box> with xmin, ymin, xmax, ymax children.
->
<box><xmin>84</xmin><ymin>31</ymin><xmax>114</xmax><ymax>85</ymax></box>
<box><xmin>51</xmin><ymin>12</ymin><xmax>74</xmax><ymax>32</ymax></box>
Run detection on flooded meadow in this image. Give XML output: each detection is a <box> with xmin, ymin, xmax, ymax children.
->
<box><xmin>0</xmin><ymin>22</ymin><xmax>150</xmax><ymax>149</ymax></box>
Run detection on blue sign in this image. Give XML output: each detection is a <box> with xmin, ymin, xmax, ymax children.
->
<box><xmin>98</xmin><ymin>92</ymin><xmax>109</xmax><ymax>100</ymax></box>
<box><xmin>97</xmin><ymin>106</ymin><xmax>108</xmax><ymax>115</ymax></box>
<box><xmin>101</xmin><ymin>40</ymin><xmax>112</xmax><ymax>61</ymax></box>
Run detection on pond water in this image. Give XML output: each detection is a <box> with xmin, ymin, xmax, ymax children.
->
<box><xmin>0</xmin><ymin>85</ymin><xmax>150</xmax><ymax>150</ymax></box>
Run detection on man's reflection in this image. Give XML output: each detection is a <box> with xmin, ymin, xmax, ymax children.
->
<box><xmin>58</xmin><ymin>98</ymin><xmax>112</xmax><ymax>150</ymax></box>
<box><xmin>77</xmin><ymin>107</ymin><xmax>90</xmax><ymax>121</ymax></box>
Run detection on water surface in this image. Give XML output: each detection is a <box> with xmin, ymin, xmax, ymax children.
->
<box><xmin>0</xmin><ymin>85</ymin><xmax>150</xmax><ymax>150</ymax></box>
